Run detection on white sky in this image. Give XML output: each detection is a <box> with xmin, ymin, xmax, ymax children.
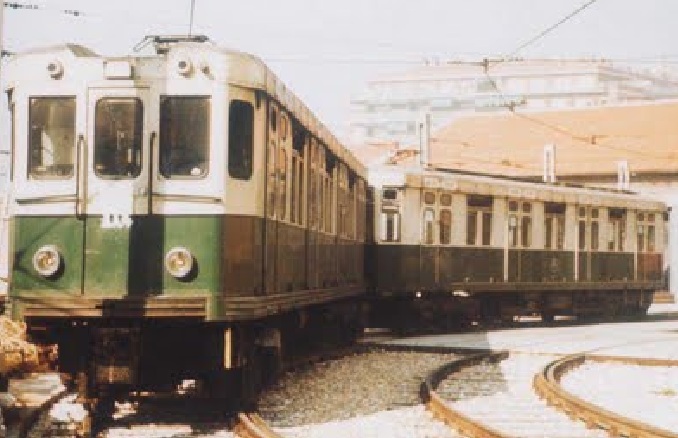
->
<box><xmin>2</xmin><ymin>0</ymin><xmax>678</xmax><ymax>144</ymax></box>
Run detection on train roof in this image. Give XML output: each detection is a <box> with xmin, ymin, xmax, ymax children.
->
<box><xmin>369</xmin><ymin>165</ymin><xmax>667</xmax><ymax>211</ymax></box>
<box><xmin>3</xmin><ymin>36</ymin><xmax>366</xmax><ymax>179</ymax></box>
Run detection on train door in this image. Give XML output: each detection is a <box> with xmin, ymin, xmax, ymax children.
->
<box><xmin>81</xmin><ymin>87</ymin><xmax>155</xmax><ymax>296</ymax></box>
<box><xmin>9</xmin><ymin>90</ymin><xmax>87</xmax><ymax>297</ymax></box>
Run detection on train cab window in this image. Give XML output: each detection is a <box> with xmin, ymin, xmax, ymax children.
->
<box><xmin>94</xmin><ymin>98</ymin><xmax>143</xmax><ymax>178</ymax></box>
<box><xmin>466</xmin><ymin>195</ymin><xmax>493</xmax><ymax>246</ymax></box>
<box><xmin>544</xmin><ymin>203</ymin><xmax>565</xmax><ymax>250</ymax></box>
<box><xmin>159</xmin><ymin>96</ymin><xmax>210</xmax><ymax>179</ymax></box>
<box><xmin>228</xmin><ymin>100</ymin><xmax>254</xmax><ymax>180</ymax></box>
<box><xmin>28</xmin><ymin>97</ymin><xmax>76</xmax><ymax>179</ymax></box>
<box><xmin>608</xmin><ymin>208</ymin><xmax>626</xmax><ymax>252</ymax></box>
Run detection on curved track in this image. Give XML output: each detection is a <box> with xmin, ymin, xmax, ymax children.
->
<box><xmin>534</xmin><ymin>354</ymin><xmax>678</xmax><ymax>438</ymax></box>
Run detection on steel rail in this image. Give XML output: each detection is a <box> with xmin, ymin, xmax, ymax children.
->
<box><xmin>533</xmin><ymin>354</ymin><xmax>678</xmax><ymax>438</ymax></box>
<box><xmin>234</xmin><ymin>412</ymin><xmax>285</xmax><ymax>438</ymax></box>
<box><xmin>420</xmin><ymin>350</ymin><xmax>511</xmax><ymax>438</ymax></box>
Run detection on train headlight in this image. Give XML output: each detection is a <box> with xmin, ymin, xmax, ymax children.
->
<box><xmin>165</xmin><ymin>247</ymin><xmax>194</xmax><ymax>278</ymax></box>
<box><xmin>32</xmin><ymin>245</ymin><xmax>62</xmax><ymax>278</ymax></box>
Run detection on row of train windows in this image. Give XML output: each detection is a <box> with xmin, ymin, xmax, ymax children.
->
<box><xmin>382</xmin><ymin>197</ymin><xmax>658</xmax><ymax>252</ymax></box>
<box><xmin>266</xmin><ymin>105</ymin><xmax>366</xmax><ymax>238</ymax></box>
<box><xmin>22</xmin><ymin>96</ymin><xmax>254</xmax><ymax>181</ymax></box>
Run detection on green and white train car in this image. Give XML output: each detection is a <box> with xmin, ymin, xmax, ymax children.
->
<box><xmin>3</xmin><ymin>36</ymin><xmax>367</xmax><ymax>397</ymax></box>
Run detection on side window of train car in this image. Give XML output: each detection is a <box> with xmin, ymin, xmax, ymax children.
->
<box><xmin>94</xmin><ymin>98</ymin><xmax>143</xmax><ymax>178</ymax></box>
<box><xmin>267</xmin><ymin>106</ymin><xmax>277</xmax><ymax>218</ymax></box>
<box><xmin>159</xmin><ymin>96</ymin><xmax>210</xmax><ymax>179</ymax></box>
<box><xmin>467</xmin><ymin>195</ymin><xmax>492</xmax><ymax>246</ymax></box>
<box><xmin>278</xmin><ymin>114</ymin><xmax>289</xmax><ymax>221</ymax></box>
<box><xmin>608</xmin><ymin>208</ymin><xmax>626</xmax><ymax>252</ymax></box>
<box><xmin>544</xmin><ymin>202</ymin><xmax>565</xmax><ymax>250</ymax></box>
<box><xmin>440</xmin><ymin>192</ymin><xmax>452</xmax><ymax>245</ymax></box>
<box><xmin>278</xmin><ymin>147</ymin><xmax>287</xmax><ymax>220</ymax></box>
<box><xmin>637</xmin><ymin>212</ymin><xmax>656</xmax><ymax>253</ymax></box>
<box><xmin>309</xmin><ymin>140</ymin><xmax>318</xmax><ymax>229</ymax></box>
<box><xmin>590</xmin><ymin>208</ymin><xmax>600</xmax><ymax>251</ymax></box>
<box><xmin>508</xmin><ymin>200</ymin><xmax>531</xmax><ymax>248</ymax></box>
<box><xmin>578</xmin><ymin>207</ymin><xmax>588</xmax><ymax>250</ymax></box>
<box><xmin>228</xmin><ymin>100</ymin><xmax>254</xmax><ymax>180</ymax></box>
<box><xmin>28</xmin><ymin>97</ymin><xmax>76</xmax><ymax>179</ymax></box>
<box><xmin>381</xmin><ymin>188</ymin><xmax>400</xmax><ymax>242</ymax></box>
<box><xmin>423</xmin><ymin>191</ymin><xmax>435</xmax><ymax>245</ymax></box>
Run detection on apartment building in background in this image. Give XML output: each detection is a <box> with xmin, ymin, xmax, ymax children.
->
<box><xmin>348</xmin><ymin>59</ymin><xmax>678</xmax><ymax>146</ymax></box>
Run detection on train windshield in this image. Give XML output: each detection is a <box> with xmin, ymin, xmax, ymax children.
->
<box><xmin>28</xmin><ymin>97</ymin><xmax>76</xmax><ymax>179</ymax></box>
<box><xmin>159</xmin><ymin>96</ymin><xmax>210</xmax><ymax>179</ymax></box>
<box><xmin>94</xmin><ymin>98</ymin><xmax>143</xmax><ymax>178</ymax></box>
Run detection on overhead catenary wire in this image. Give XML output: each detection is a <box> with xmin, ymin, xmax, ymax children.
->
<box><xmin>509</xmin><ymin>0</ymin><xmax>599</xmax><ymax>58</ymax></box>
<box><xmin>470</xmin><ymin>0</ymin><xmax>678</xmax><ymax>164</ymax></box>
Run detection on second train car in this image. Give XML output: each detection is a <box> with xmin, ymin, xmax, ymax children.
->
<box><xmin>368</xmin><ymin>166</ymin><xmax>666</xmax><ymax>329</ymax></box>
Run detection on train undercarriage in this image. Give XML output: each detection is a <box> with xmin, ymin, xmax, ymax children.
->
<box><xmin>23</xmin><ymin>297</ymin><xmax>366</xmax><ymax>422</ymax></box>
<box><xmin>371</xmin><ymin>288</ymin><xmax>655</xmax><ymax>332</ymax></box>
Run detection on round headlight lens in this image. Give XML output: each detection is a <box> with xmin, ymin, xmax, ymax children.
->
<box><xmin>32</xmin><ymin>245</ymin><xmax>62</xmax><ymax>277</ymax></box>
<box><xmin>165</xmin><ymin>247</ymin><xmax>194</xmax><ymax>278</ymax></box>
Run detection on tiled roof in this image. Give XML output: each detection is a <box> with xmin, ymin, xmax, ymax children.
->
<box><xmin>425</xmin><ymin>101</ymin><xmax>678</xmax><ymax>177</ymax></box>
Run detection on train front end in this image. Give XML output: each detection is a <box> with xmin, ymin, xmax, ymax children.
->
<box><xmin>4</xmin><ymin>40</ymin><xmax>242</xmax><ymax>397</ymax></box>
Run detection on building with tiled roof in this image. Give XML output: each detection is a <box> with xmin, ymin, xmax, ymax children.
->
<box><xmin>349</xmin><ymin>59</ymin><xmax>678</xmax><ymax>146</ymax></box>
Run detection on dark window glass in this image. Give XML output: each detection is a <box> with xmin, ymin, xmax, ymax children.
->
<box><xmin>29</xmin><ymin>97</ymin><xmax>76</xmax><ymax>179</ymax></box>
<box><xmin>578</xmin><ymin>220</ymin><xmax>587</xmax><ymax>250</ymax></box>
<box><xmin>591</xmin><ymin>221</ymin><xmax>599</xmax><ymax>251</ymax></box>
<box><xmin>440</xmin><ymin>193</ymin><xmax>452</xmax><ymax>206</ymax></box>
<box><xmin>424</xmin><ymin>192</ymin><xmax>435</xmax><ymax>205</ymax></box>
<box><xmin>423</xmin><ymin>208</ymin><xmax>434</xmax><ymax>244</ymax></box>
<box><xmin>383</xmin><ymin>189</ymin><xmax>397</xmax><ymax>200</ymax></box>
<box><xmin>228</xmin><ymin>100</ymin><xmax>253</xmax><ymax>180</ymax></box>
<box><xmin>545</xmin><ymin>217</ymin><xmax>553</xmax><ymax>249</ymax></box>
<box><xmin>94</xmin><ymin>98</ymin><xmax>143</xmax><ymax>178</ymax></box>
<box><xmin>521</xmin><ymin>216</ymin><xmax>531</xmax><ymax>247</ymax></box>
<box><xmin>440</xmin><ymin>209</ymin><xmax>452</xmax><ymax>245</ymax></box>
<box><xmin>648</xmin><ymin>225</ymin><xmax>656</xmax><ymax>252</ymax></box>
<box><xmin>482</xmin><ymin>212</ymin><xmax>492</xmax><ymax>245</ymax></box>
<box><xmin>160</xmin><ymin>96</ymin><xmax>210</xmax><ymax>179</ymax></box>
<box><xmin>466</xmin><ymin>212</ymin><xmax>477</xmax><ymax>245</ymax></box>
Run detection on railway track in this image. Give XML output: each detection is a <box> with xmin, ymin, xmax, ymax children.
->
<box><xmin>534</xmin><ymin>354</ymin><xmax>678</xmax><ymax>438</ymax></box>
<box><xmin>420</xmin><ymin>350</ymin><xmax>678</xmax><ymax>438</ymax></box>
<box><xmin>426</xmin><ymin>352</ymin><xmax>611</xmax><ymax>438</ymax></box>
